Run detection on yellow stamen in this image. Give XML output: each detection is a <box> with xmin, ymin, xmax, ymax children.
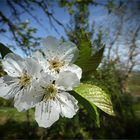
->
<box><xmin>44</xmin><ymin>84</ymin><xmax>58</xmax><ymax>100</ymax></box>
<box><xmin>19</xmin><ymin>73</ymin><xmax>32</xmax><ymax>89</ymax></box>
<box><xmin>48</xmin><ymin>58</ymin><xmax>64</xmax><ymax>72</ymax></box>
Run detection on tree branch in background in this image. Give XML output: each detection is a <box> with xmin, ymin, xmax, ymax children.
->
<box><xmin>124</xmin><ymin>26</ymin><xmax>140</xmax><ymax>80</ymax></box>
<box><xmin>0</xmin><ymin>0</ymin><xmax>65</xmax><ymax>54</ymax></box>
<box><xmin>0</xmin><ymin>11</ymin><xmax>19</xmax><ymax>43</ymax></box>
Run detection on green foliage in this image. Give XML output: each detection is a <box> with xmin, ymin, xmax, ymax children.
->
<box><xmin>74</xmin><ymin>32</ymin><xmax>92</xmax><ymax>70</ymax></box>
<box><xmin>74</xmin><ymin>83</ymin><xmax>115</xmax><ymax>116</ymax></box>
<box><xmin>82</xmin><ymin>47</ymin><xmax>104</xmax><ymax>74</ymax></box>
<box><xmin>0</xmin><ymin>62</ymin><xmax>5</xmax><ymax>77</ymax></box>
<box><xmin>0</xmin><ymin>107</ymin><xmax>93</xmax><ymax>139</ymax></box>
<box><xmin>63</xmin><ymin>0</ymin><xmax>104</xmax><ymax>76</ymax></box>
<box><xmin>70</xmin><ymin>91</ymin><xmax>100</xmax><ymax>127</ymax></box>
<box><xmin>0</xmin><ymin>43</ymin><xmax>12</xmax><ymax>58</ymax></box>
<box><xmin>15</xmin><ymin>21</ymin><xmax>41</xmax><ymax>55</ymax></box>
<box><xmin>0</xmin><ymin>43</ymin><xmax>13</xmax><ymax>77</ymax></box>
<box><xmin>74</xmin><ymin>32</ymin><xmax>104</xmax><ymax>77</ymax></box>
<box><xmin>128</xmin><ymin>71</ymin><xmax>140</xmax><ymax>95</ymax></box>
<box><xmin>0</xmin><ymin>1</ymin><xmax>139</xmax><ymax>139</ymax></box>
<box><xmin>106</xmin><ymin>0</ymin><xmax>116</xmax><ymax>13</ymax></box>
<box><xmin>90</xmin><ymin>59</ymin><xmax>136</xmax><ymax>124</ymax></box>
<box><xmin>0</xmin><ymin>98</ymin><xmax>13</xmax><ymax>107</ymax></box>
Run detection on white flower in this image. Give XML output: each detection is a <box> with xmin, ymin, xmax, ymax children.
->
<box><xmin>32</xmin><ymin>36</ymin><xmax>82</xmax><ymax>79</ymax></box>
<box><xmin>33</xmin><ymin>71</ymin><xmax>80</xmax><ymax>128</ymax></box>
<box><xmin>0</xmin><ymin>53</ymin><xmax>42</xmax><ymax>112</ymax></box>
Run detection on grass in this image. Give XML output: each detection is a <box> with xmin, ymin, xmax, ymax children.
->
<box><xmin>0</xmin><ymin>71</ymin><xmax>139</xmax><ymax>139</ymax></box>
<box><xmin>127</xmin><ymin>71</ymin><xmax>140</xmax><ymax>96</ymax></box>
<box><xmin>0</xmin><ymin>106</ymin><xmax>140</xmax><ymax>139</ymax></box>
<box><xmin>0</xmin><ymin>107</ymin><xmax>39</xmax><ymax>139</ymax></box>
<box><xmin>128</xmin><ymin>85</ymin><xmax>140</xmax><ymax>95</ymax></box>
<box><xmin>0</xmin><ymin>107</ymin><xmax>35</xmax><ymax>124</ymax></box>
<box><xmin>133</xmin><ymin>103</ymin><xmax>140</xmax><ymax>118</ymax></box>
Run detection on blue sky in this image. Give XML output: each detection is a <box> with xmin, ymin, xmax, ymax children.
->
<box><xmin>0</xmin><ymin>0</ymin><xmax>140</xmax><ymax>70</ymax></box>
<box><xmin>0</xmin><ymin>0</ymin><xmax>110</xmax><ymax>53</ymax></box>
<box><xmin>0</xmin><ymin>1</ymin><xmax>70</xmax><ymax>56</ymax></box>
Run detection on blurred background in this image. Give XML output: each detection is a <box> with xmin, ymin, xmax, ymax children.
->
<box><xmin>0</xmin><ymin>0</ymin><xmax>140</xmax><ymax>139</ymax></box>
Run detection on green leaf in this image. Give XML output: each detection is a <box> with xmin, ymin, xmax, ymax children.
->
<box><xmin>83</xmin><ymin>47</ymin><xmax>104</xmax><ymax>73</ymax></box>
<box><xmin>70</xmin><ymin>91</ymin><xmax>100</xmax><ymax>127</ymax></box>
<box><xmin>74</xmin><ymin>32</ymin><xmax>104</xmax><ymax>75</ymax></box>
<box><xmin>74</xmin><ymin>83</ymin><xmax>115</xmax><ymax>116</ymax></box>
<box><xmin>0</xmin><ymin>43</ymin><xmax>12</xmax><ymax>58</ymax></box>
<box><xmin>75</xmin><ymin>32</ymin><xmax>92</xmax><ymax>69</ymax></box>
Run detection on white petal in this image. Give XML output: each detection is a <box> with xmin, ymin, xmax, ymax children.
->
<box><xmin>25</xmin><ymin>58</ymin><xmax>42</xmax><ymax>77</ymax></box>
<box><xmin>2</xmin><ymin>53</ymin><xmax>25</xmax><ymax>77</ymax></box>
<box><xmin>0</xmin><ymin>76</ymin><xmax>19</xmax><ymax>99</ymax></box>
<box><xmin>42</xmin><ymin>36</ymin><xmax>59</xmax><ymax>59</ymax></box>
<box><xmin>56</xmin><ymin>71</ymin><xmax>80</xmax><ymax>91</ymax></box>
<box><xmin>42</xmin><ymin>37</ymin><xmax>79</xmax><ymax>63</ymax></box>
<box><xmin>59</xmin><ymin>42</ymin><xmax>79</xmax><ymax>63</ymax></box>
<box><xmin>40</xmin><ymin>61</ymin><xmax>51</xmax><ymax>74</ymax></box>
<box><xmin>57</xmin><ymin>92</ymin><xmax>79</xmax><ymax>118</ymax></box>
<box><xmin>35</xmin><ymin>100</ymin><xmax>60</xmax><ymax>128</ymax></box>
<box><xmin>14</xmin><ymin>86</ymin><xmax>42</xmax><ymax>112</ymax></box>
<box><xmin>43</xmin><ymin>36</ymin><xmax>59</xmax><ymax>49</ymax></box>
<box><xmin>32</xmin><ymin>51</ymin><xmax>50</xmax><ymax>73</ymax></box>
<box><xmin>40</xmin><ymin>72</ymin><xmax>56</xmax><ymax>86</ymax></box>
<box><xmin>32</xmin><ymin>51</ymin><xmax>46</xmax><ymax>64</ymax></box>
<box><xmin>61</xmin><ymin>64</ymin><xmax>82</xmax><ymax>80</ymax></box>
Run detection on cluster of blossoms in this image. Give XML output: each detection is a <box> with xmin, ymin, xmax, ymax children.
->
<box><xmin>0</xmin><ymin>36</ymin><xmax>82</xmax><ymax>128</ymax></box>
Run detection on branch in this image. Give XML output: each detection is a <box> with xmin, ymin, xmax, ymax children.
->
<box><xmin>7</xmin><ymin>0</ymin><xmax>21</xmax><ymax>21</ymax></box>
<box><xmin>107</xmin><ymin>14</ymin><xmax>123</xmax><ymax>59</ymax></box>
<box><xmin>13</xmin><ymin>1</ymin><xmax>49</xmax><ymax>32</ymax></box>
<box><xmin>124</xmin><ymin>26</ymin><xmax>140</xmax><ymax>80</ymax></box>
<box><xmin>0</xmin><ymin>11</ymin><xmax>20</xmax><ymax>44</ymax></box>
<box><xmin>30</xmin><ymin>0</ymin><xmax>66</xmax><ymax>30</ymax></box>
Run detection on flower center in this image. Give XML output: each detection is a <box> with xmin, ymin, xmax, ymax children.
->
<box><xmin>19</xmin><ymin>73</ymin><xmax>32</xmax><ymax>89</ymax></box>
<box><xmin>44</xmin><ymin>84</ymin><xmax>58</xmax><ymax>100</ymax></box>
<box><xmin>48</xmin><ymin>58</ymin><xmax>64</xmax><ymax>72</ymax></box>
